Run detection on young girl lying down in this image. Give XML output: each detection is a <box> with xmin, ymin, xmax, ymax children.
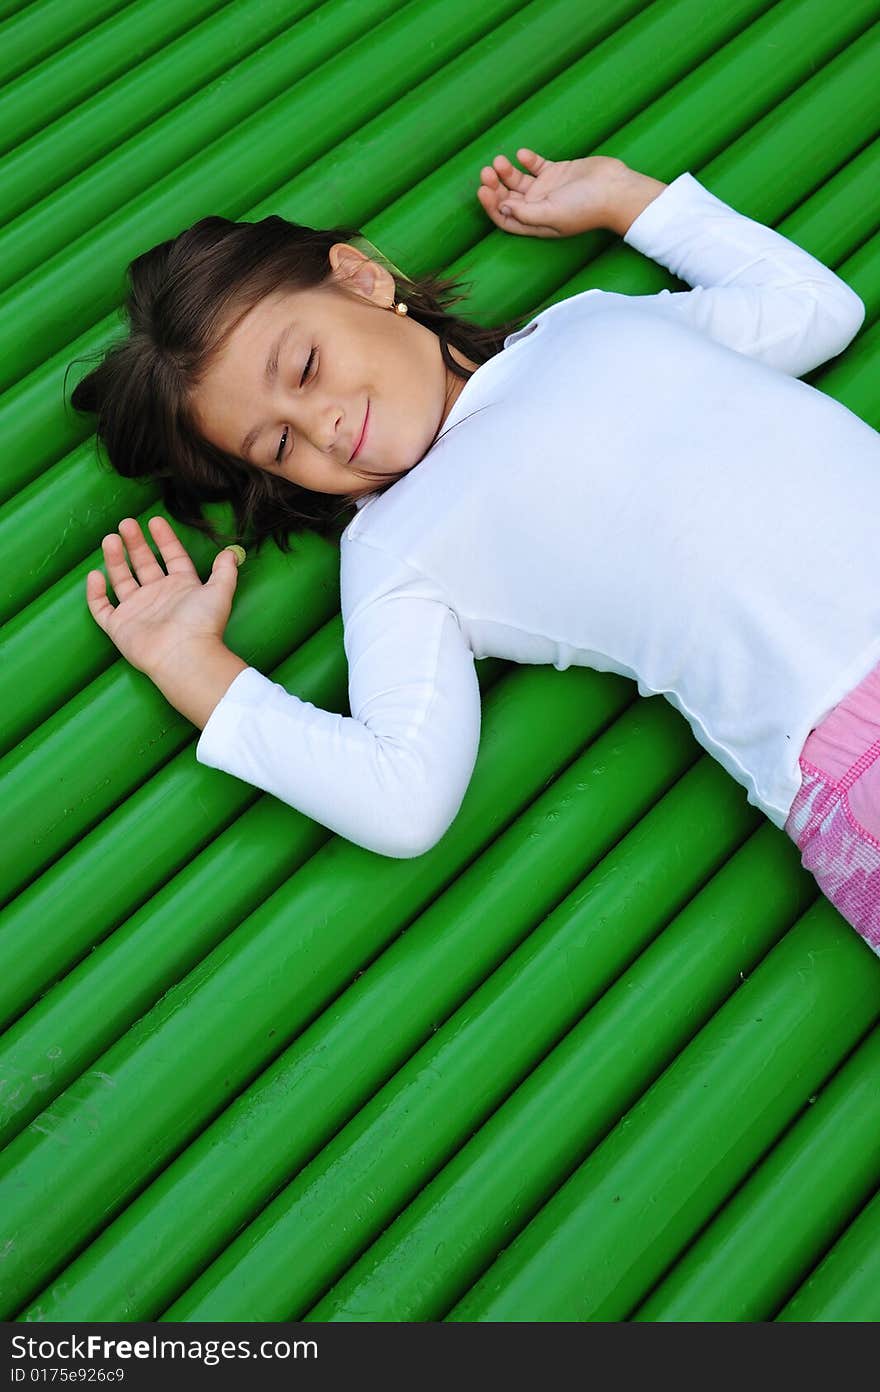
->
<box><xmin>72</xmin><ymin>150</ymin><xmax>880</xmax><ymax>954</ymax></box>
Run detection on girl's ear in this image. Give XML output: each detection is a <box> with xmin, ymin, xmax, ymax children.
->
<box><xmin>328</xmin><ymin>242</ymin><xmax>395</xmax><ymax>306</ymax></box>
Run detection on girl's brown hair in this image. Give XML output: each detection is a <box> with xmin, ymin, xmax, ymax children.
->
<box><xmin>66</xmin><ymin>214</ymin><xmax>524</xmax><ymax>555</ymax></box>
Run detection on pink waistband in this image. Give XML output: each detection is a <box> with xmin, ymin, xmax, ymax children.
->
<box><xmin>801</xmin><ymin>657</ymin><xmax>880</xmax><ymax>783</ymax></box>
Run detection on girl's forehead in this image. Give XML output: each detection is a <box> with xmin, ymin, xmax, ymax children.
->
<box><xmin>228</xmin><ymin>282</ymin><xmax>338</xmax><ymax>337</ymax></box>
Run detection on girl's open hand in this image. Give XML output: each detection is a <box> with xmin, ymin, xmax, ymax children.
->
<box><xmin>477</xmin><ymin>148</ymin><xmax>628</xmax><ymax>238</ymax></box>
<box><xmin>85</xmin><ymin>515</ymin><xmax>242</xmax><ymax>680</ymax></box>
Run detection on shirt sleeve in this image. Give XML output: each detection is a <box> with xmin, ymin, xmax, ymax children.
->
<box><xmin>194</xmin><ymin>534</ymin><xmax>482</xmax><ymax>859</ymax></box>
<box><xmin>621</xmin><ymin>170</ymin><xmax>865</xmax><ymax>377</ymax></box>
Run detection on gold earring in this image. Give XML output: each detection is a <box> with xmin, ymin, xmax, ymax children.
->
<box><xmin>392</xmin><ymin>299</ymin><xmax>408</xmax><ymax>315</ymax></box>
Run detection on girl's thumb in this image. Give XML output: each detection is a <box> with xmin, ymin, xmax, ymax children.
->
<box><xmin>210</xmin><ymin>544</ymin><xmax>246</xmax><ymax>583</ymax></box>
<box><xmin>500</xmin><ymin>196</ymin><xmax>547</xmax><ymax>225</ymax></box>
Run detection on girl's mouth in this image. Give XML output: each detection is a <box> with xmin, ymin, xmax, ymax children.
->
<box><xmin>350</xmin><ymin>400</ymin><xmax>369</xmax><ymax>462</ymax></box>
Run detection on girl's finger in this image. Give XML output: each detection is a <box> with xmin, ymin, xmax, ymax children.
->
<box><xmin>147</xmin><ymin>514</ymin><xmax>199</xmax><ymax>578</ymax></box>
<box><xmin>118</xmin><ymin>516</ymin><xmax>165</xmax><ymax>586</ymax></box>
<box><xmin>491</xmin><ymin>153</ymin><xmax>532</xmax><ymax>194</ymax></box>
<box><xmin>516</xmin><ymin>147</ymin><xmax>547</xmax><ymax>172</ymax></box>
<box><xmin>475</xmin><ymin>184</ymin><xmax>528</xmax><ymax>234</ymax></box>
<box><xmin>101</xmin><ymin>531</ymin><xmax>140</xmax><ymax>603</ymax></box>
<box><xmin>85</xmin><ymin>567</ymin><xmax>115</xmax><ymax>632</ymax></box>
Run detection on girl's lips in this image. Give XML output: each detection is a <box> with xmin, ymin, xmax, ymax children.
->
<box><xmin>350</xmin><ymin>401</ymin><xmax>369</xmax><ymax>462</ymax></box>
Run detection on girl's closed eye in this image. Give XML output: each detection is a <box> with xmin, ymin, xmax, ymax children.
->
<box><xmin>275</xmin><ymin>347</ymin><xmax>318</xmax><ymax>461</ymax></box>
<box><xmin>301</xmin><ymin>346</ymin><xmax>317</xmax><ymax>386</ymax></box>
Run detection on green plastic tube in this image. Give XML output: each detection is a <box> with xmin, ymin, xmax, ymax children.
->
<box><xmin>0</xmin><ymin>663</ymin><xmax>622</xmax><ymax>1316</ymax></box>
<box><xmin>448</xmin><ymin>6</ymin><xmax>880</xmax><ymax>324</ymax></box>
<box><xmin>306</xmin><ymin>822</ymin><xmax>811</xmax><ymax>1322</ymax></box>
<box><xmin>374</xmin><ymin>0</ymin><xmax>877</xmax><ymax>288</ymax></box>
<box><xmin>0</xmin><ymin>517</ymin><xmax>342</xmax><ymax>906</ymax></box>
<box><xmin>19</xmin><ymin>691</ymin><xmax>707</xmax><ymax>1321</ymax></box>
<box><xmin>0</xmin><ymin>649</ymin><xmax>505</xmax><ymax>1127</ymax></box>
<box><xmin>0</xmin><ymin>0</ymin><xmax>332</xmax><ymax>229</ymax></box>
<box><xmin>0</xmin><ymin>0</ymin><xmax>220</xmax><ymax>155</ymax></box>
<box><xmin>445</xmin><ymin>908</ymin><xmax>880</xmax><ymax>1321</ymax></box>
<box><xmin>0</xmin><ymin>0</ymin><xmax>130</xmax><ymax>85</ymax></box>
<box><xmin>632</xmin><ymin>1024</ymin><xmax>880</xmax><ymax>1320</ymax></box>
<box><xmin>162</xmin><ymin>782</ymin><xmax>779</xmax><ymax>1323</ymax></box>
<box><xmin>777</xmin><ymin>1188</ymin><xmax>880</xmax><ymax>1321</ymax></box>
<box><xmin>0</xmin><ymin>0</ymin><xmax>626</xmax><ymax>287</ymax></box>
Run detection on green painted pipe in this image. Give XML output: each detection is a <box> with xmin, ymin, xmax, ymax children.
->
<box><xmin>836</xmin><ymin>228</ymin><xmax>880</xmax><ymax>322</ymax></box>
<box><xmin>24</xmin><ymin>687</ymin><xmax>693</xmax><ymax>1325</ymax></box>
<box><xmin>0</xmin><ymin>454</ymin><xmax>157</xmax><ymax>630</ymax></box>
<box><xmin>445</xmin><ymin>907</ymin><xmax>880</xmax><ymax>1321</ymax></box>
<box><xmin>819</xmin><ymin>308</ymin><xmax>880</xmax><ymax>428</ymax></box>
<box><xmin>374</xmin><ymin>0</ymin><xmax>876</xmax><ymax>286</ymax></box>
<box><xmin>632</xmin><ymin>1024</ymin><xmax>880</xmax><ymax>1320</ymax></box>
<box><xmin>777</xmin><ymin>1187</ymin><xmax>880</xmax><ymax>1321</ymax></box>
<box><xmin>0</xmin><ymin>318</ymin><xmax>133</xmax><ymax>505</ymax></box>
<box><xmin>0</xmin><ymin>0</ymin><xmax>129</xmax><ymax>84</ymax></box>
<box><xmin>156</xmin><ymin>733</ymin><xmax>731</xmax><ymax>1322</ymax></box>
<box><xmin>0</xmin><ymin>0</ymin><xmax>533</xmax><ymax>395</ymax></box>
<box><xmin>0</xmin><ymin>663</ymin><xmax>620</xmax><ymax>1316</ymax></box>
<box><xmin>0</xmin><ymin>616</ymin><xmax>347</xmax><ymax>1040</ymax></box>
<box><xmin>0</xmin><ymin>648</ymin><xmax>506</xmax><ymax>1126</ymax></box>
<box><xmin>0</xmin><ymin>514</ymin><xmax>342</xmax><ymax>905</ymax></box>
<box><xmin>0</xmin><ymin>0</ymin><xmax>332</xmax><ymax>231</ymax></box>
<box><xmin>306</xmin><ymin>823</ymin><xmax>812</xmax><ymax>1322</ymax></box>
<box><xmin>251</xmin><ymin>0</ymin><xmax>669</xmax><ymax>239</ymax></box>
<box><xmin>162</xmin><ymin>802</ymin><xmax>803</xmax><ymax>1323</ymax></box>
<box><xmin>450</xmin><ymin>7</ymin><xmax>880</xmax><ymax>325</ymax></box>
<box><xmin>18</xmin><ymin>687</ymin><xmax>711</xmax><ymax>1322</ymax></box>
<box><xmin>0</xmin><ymin>0</ymin><xmax>221</xmax><ymax>156</ymax></box>
<box><xmin>0</xmin><ymin>491</ymin><xmax>341</xmax><ymax>754</ymax></box>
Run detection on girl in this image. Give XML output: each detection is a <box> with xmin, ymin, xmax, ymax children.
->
<box><xmin>72</xmin><ymin>150</ymin><xmax>880</xmax><ymax>954</ymax></box>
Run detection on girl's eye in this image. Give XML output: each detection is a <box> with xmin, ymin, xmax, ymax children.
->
<box><xmin>275</xmin><ymin>349</ymin><xmax>317</xmax><ymax>461</ymax></box>
<box><xmin>301</xmin><ymin>346</ymin><xmax>317</xmax><ymax>385</ymax></box>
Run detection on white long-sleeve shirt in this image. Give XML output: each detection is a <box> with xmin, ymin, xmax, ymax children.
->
<box><xmin>196</xmin><ymin>171</ymin><xmax>877</xmax><ymax>856</ymax></box>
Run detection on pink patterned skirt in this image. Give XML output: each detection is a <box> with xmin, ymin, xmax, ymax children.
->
<box><xmin>784</xmin><ymin>656</ymin><xmax>880</xmax><ymax>956</ymax></box>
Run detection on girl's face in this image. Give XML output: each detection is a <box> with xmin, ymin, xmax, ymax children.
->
<box><xmin>189</xmin><ymin>244</ymin><xmax>479</xmax><ymax>498</ymax></box>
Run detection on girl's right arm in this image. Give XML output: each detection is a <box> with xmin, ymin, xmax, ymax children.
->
<box><xmin>88</xmin><ymin>517</ymin><xmax>482</xmax><ymax>859</ymax></box>
<box><xmin>194</xmin><ymin>534</ymin><xmax>483</xmax><ymax>859</ymax></box>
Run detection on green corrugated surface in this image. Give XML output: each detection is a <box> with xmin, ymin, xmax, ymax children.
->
<box><xmin>2</xmin><ymin>0</ymin><xmax>880</xmax><ymax>1323</ymax></box>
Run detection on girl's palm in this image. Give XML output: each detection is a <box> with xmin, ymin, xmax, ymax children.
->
<box><xmin>477</xmin><ymin>147</ymin><xmax>624</xmax><ymax>238</ymax></box>
<box><xmin>86</xmin><ymin>515</ymin><xmax>239</xmax><ymax>677</ymax></box>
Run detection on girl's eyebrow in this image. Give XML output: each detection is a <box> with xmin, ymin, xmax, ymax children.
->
<box><xmin>239</xmin><ymin>324</ymin><xmax>295</xmax><ymax>458</ymax></box>
<box><xmin>265</xmin><ymin>325</ymin><xmax>294</xmax><ymax>384</ymax></box>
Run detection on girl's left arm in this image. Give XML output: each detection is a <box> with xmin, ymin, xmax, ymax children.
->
<box><xmin>619</xmin><ymin>170</ymin><xmax>865</xmax><ymax>377</ymax></box>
